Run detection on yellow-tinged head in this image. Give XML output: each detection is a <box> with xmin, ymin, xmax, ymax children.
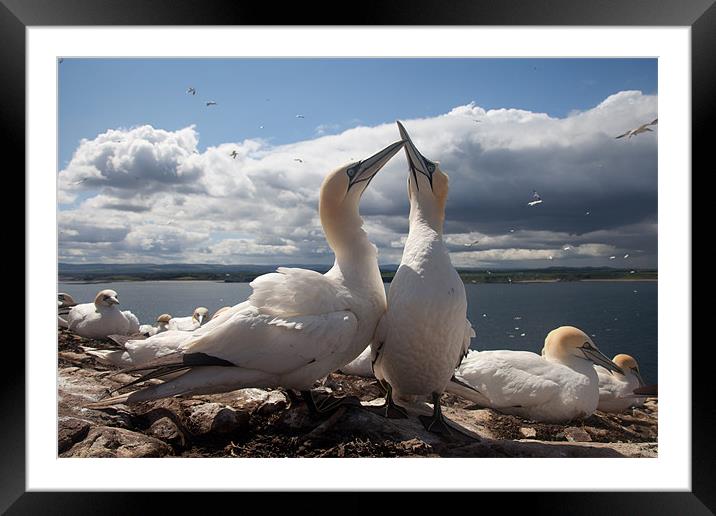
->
<box><xmin>319</xmin><ymin>140</ymin><xmax>405</xmax><ymax>250</ymax></box>
<box><xmin>396</xmin><ymin>120</ymin><xmax>449</xmax><ymax>229</ymax></box>
<box><xmin>156</xmin><ymin>313</ymin><xmax>172</xmax><ymax>324</ymax></box>
<box><xmin>543</xmin><ymin>326</ymin><xmax>623</xmax><ymax>374</ymax></box>
<box><xmin>613</xmin><ymin>353</ymin><xmax>644</xmax><ymax>384</ymax></box>
<box><xmin>192</xmin><ymin>307</ymin><xmax>209</xmax><ymax>325</ymax></box>
<box><xmin>94</xmin><ymin>289</ymin><xmax>120</xmax><ymax>307</ymax></box>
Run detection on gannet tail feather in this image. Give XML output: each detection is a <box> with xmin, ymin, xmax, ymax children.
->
<box><xmin>82</xmin><ymin>347</ymin><xmax>133</xmax><ymax>368</ymax></box>
<box><xmin>58</xmin><ymin>315</ymin><xmax>69</xmax><ymax>328</ymax></box>
<box><xmin>445</xmin><ymin>376</ymin><xmax>492</xmax><ymax>407</ymax></box>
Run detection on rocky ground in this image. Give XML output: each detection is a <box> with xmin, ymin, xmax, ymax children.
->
<box><xmin>58</xmin><ymin>328</ymin><xmax>658</xmax><ymax>458</ymax></box>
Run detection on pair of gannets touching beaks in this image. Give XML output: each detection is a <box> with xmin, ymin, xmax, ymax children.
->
<box><xmin>90</xmin><ymin>123</ymin><xmax>470</xmax><ymax>432</ymax></box>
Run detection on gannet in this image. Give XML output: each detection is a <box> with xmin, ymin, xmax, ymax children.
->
<box><xmin>528</xmin><ymin>190</ymin><xmax>543</xmax><ymax>206</ymax></box>
<box><xmin>295</xmin><ymin>114</ymin><xmax>305</xmax><ymax>118</ymax></box>
<box><xmin>64</xmin><ymin>289</ymin><xmax>140</xmax><ymax>339</ymax></box>
<box><xmin>230</xmin><ymin>150</ymin><xmax>238</xmax><ymax>159</ymax></box>
<box><xmin>206</xmin><ymin>101</ymin><xmax>217</xmax><ymax>106</ymax></box>
<box><xmin>57</xmin><ymin>292</ymin><xmax>77</xmax><ymax>328</ymax></box>
<box><xmin>615</xmin><ymin>118</ymin><xmax>658</xmax><ymax>139</ymax></box>
<box><xmin>447</xmin><ymin>326</ymin><xmax>623</xmax><ymax>423</ymax></box>
<box><xmin>596</xmin><ymin>353</ymin><xmax>646</xmax><ymax>413</ymax></box>
<box><xmin>167</xmin><ymin>307</ymin><xmax>209</xmax><ymax>331</ymax></box>
<box><xmin>89</xmin><ymin>140</ymin><xmax>405</xmax><ymax>408</ymax></box>
<box><xmin>370</xmin><ymin>121</ymin><xmax>475</xmax><ymax>434</ymax></box>
<box><xmin>187</xmin><ymin>87</ymin><xmax>196</xmax><ymax>95</ymax></box>
<box><xmin>139</xmin><ymin>314</ymin><xmax>173</xmax><ymax>337</ymax></box>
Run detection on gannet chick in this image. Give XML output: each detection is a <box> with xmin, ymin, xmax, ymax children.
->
<box><xmin>89</xmin><ymin>140</ymin><xmax>406</xmax><ymax>409</ymax></box>
<box><xmin>168</xmin><ymin>307</ymin><xmax>209</xmax><ymax>331</ymax></box>
<box><xmin>371</xmin><ymin>121</ymin><xmax>475</xmax><ymax>434</ymax></box>
<box><xmin>139</xmin><ymin>313</ymin><xmax>173</xmax><ymax>337</ymax></box>
<box><xmin>65</xmin><ymin>289</ymin><xmax>140</xmax><ymax>339</ymax></box>
<box><xmin>596</xmin><ymin>353</ymin><xmax>646</xmax><ymax>412</ymax></box>
<box><xmin>448</xmin><ymin>326</ymin><xmax>623</xmax><ymax>423</ymax></box>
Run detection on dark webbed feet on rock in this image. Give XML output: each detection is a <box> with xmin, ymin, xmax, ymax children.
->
<box><xmin>300</xmin><ymin>390</ymin><xmax>359</xmax><ymax>415</ymax></box>
<box><xmin>366</xmin><ymin>381</ymin><xmax>408</xmax><ymax>419</ymax></box>
<box><xmin>419</xmin><ymin>392</ymin><xmax>452</xmax><ymax>435</ymax></box>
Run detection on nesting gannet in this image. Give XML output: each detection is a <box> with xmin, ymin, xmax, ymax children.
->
<box><xmin>615</xmin><ymin>118</ymin><xmax>658</xmax><ymax>139</ymax></box>
<box><xmin>596</xmin><ymin>353</ymin><xmax>646</xmax><ymax>412</ymax></box>
<box><xmin>370</xmin><ymin>121</ymin><xmax>475</xmax><ymax>434</ymax></box>
<box><xmin>57</xmin><ymin>293</ymin><xmax>77</xmax><ymax>328</ymax></box>
<box><xmin>89</xmin><ymin>140</ymin><xmax>405</xmax><ymax>408</ymax></box>
<box><xmin>167</xmin><ymin>307</ymin><xmax>209</xmax><ymax>331</ymax></box>
<box><xmin>64</xmin><ymin>289</ymin><xmax>140</xmax><ymax>339</ymax></box>
<box><xmin>139</xmin><ymin>314</ymin><xmax>173</xmax><ymax>337</ymax></box>
<box><xmin>528</xmin><ymin>190</ymin><xmax>543</xmax><ymax>206</ymax></box>
<box><xmin>447</xmin><ymin>326</ymin><xmax>623</xmax><ymax>423</ymax></box>
<box><xmin>338</xmin><ymin>347</ymin><xmax>374</xmax><ymax>377</ymax></box>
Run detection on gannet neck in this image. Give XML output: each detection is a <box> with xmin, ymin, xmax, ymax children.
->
<box><xmin>408</xmin><ymin>197</ymin><xmax>444</xmax><ymax>236</ymax></box>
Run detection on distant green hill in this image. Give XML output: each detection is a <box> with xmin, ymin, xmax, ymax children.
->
<box><xmin>58</xmin><ymin>263</ymin><xmax>656</xmax><ymax>283</ymax></box>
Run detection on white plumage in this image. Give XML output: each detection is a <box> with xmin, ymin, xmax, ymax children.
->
<box><xmin>371</xmin><ymin>121</ymin><xmax>474</xmax><ymax>432</ymax></box>
<box><xmin>90</xmin><ymin>140</ymin><xmax>406</xmax><ymax>406</ymax></box>
<box><xmin>338</xmin><ymin>346</ymin><xmax>373</xmax><ymax>377</ymax></box>
<box><xmin>448</xmin><ymin>326</ymin><xmax>623</xmax><ymax>423</ymax></box>
<box><xmin>64</xmin><ymin>289</ymin><xmax>140</xmax><ymax>339</ymax></box>
<box><xmin>597</xmin><ymin>354</ymin><xmax>645</xmax><ymax>412</ymax></box>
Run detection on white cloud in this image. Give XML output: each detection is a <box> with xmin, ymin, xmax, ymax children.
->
<box><xmin>58</xmin><ymin>91</ymin><xmax>658</xmax><ymax>267</ymax></box>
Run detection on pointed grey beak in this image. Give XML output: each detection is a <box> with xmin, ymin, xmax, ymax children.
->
<box><xmin>107</xmin><ymin>296</ymin><xmax>120</xmax><ymax>305</ymax></box>
<box><xmin>197</xmin><ymin>314</ymin><xmax>205</xmax><ymax>326</ymax></box>
<box><xmin>582</xmin><ymin>346</ymin><xmax>623</xmax><ymax>374</ymax></box>
<box><xmin>346</xmin><ymin>140</ymin><xmax>405</xmax><ymax>191</ymax></box>
<box><xmin>396</xmin><ymin>120</ymin><xmax>436</xmax><ymax>190</ymax></box>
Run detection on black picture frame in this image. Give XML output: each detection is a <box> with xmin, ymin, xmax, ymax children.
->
<box><xmin>6</xmin><ymin>0</ymin><xmax>708</xmax><ymax>512</ymax></box>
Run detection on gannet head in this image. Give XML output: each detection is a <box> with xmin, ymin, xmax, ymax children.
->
<box><xmin>156</xmin><ymin>313</ymin><xmax>172</xmax><ymax>324</ymax></box>
<box><xmin>319</xmin><ymin>140</ymin><xmax>405</xmax><ymax>246</ymax></box>
<box><xmin>58</xmin><ymin>292</ymin><xmax>77</xmax><ymax>307</ymax></box>
<box><xmin>94</xmin><ymin>289</ymin><xmax>120</xmax><ymax>307</ymax></box>
<box><xmin>543</xmin><ymin>326</ymin><xmax>623</xmax><ymax>374</ymax></box>
<box><xmin>396</xmin><ymin>121</ymin><xmax>449</xmax><ymax>228</ymax></box>
<box><xmin>192</xmin><ymin>307</ymin><xmax>209</xmax><ymax>326</ymax></box>
<box><xmin>211</xmin><ymin>306</ymin><xmax>231</xmax><ymax>320</ymax></box>
<box><xmin>612</xmin><ymin>353</ymin><xmax>644</xmax><ymax>385</ymax></box>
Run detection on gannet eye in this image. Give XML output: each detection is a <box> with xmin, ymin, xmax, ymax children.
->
<box><xmin>426</xmin><ymin>161</ymin><xmax>436</xmax><ymax>173</ymax></box>
<box><xmin>582</xmin><ymin>341</ymin><xmax>592</xmax><ymax>349</ymax></box>
<box><xmin>346</xmin><ymin>163</ymin><xmax>360</xmax><ymax>178</ymax></box>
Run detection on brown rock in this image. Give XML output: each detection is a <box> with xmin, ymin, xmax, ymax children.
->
<box><xmin>58</xmin><ymin>417</ymin><xmax>91</xmax><ymax>453</ymax></box>
<box><xmin>564</xmin><ymin>426</ymin><xmax>592</xmax><ymax>442</ymax></box>
<box><xmin>519</xmin><ymin>427</ymin><xmax>537</xmax><ymax>438</ymax></box>
<box><xmin>147</xmin><ymin>416</ymin><xmax>188</xmax><ymax>449</ymax></box>
<box><xmin>63</xmin><ymin>426</ymin><xmax>173</xmax><ymax>457</ymax></box>
<box><xmin>187</xmin><ymin>403</ymin><xmax>250</xmax><ymax>437</ymax></box>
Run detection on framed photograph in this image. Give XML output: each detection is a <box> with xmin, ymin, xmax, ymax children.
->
<box><xmin>9</xmin><ymin>0</ymin><xmax>707</xmax><ymax>511</ymax></box>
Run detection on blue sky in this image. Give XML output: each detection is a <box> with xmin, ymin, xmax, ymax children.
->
<box><xmin>58</xmin><ymin>58</ymin><xmax>658</xmax><ymax>267</ymax></box>
<box><xmin>59</xmin><ymin>58</ymin><xmax>657</xmax><ymax>167</ymax></box>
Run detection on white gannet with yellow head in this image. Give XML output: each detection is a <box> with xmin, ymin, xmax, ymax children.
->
<box><xmin>89</xmin><ymin>140</ymin><xmax>405</xmax><ymax>408</ymax></box>
<box><xmin>139</xmin><ymin>313</ymin><xmax>173</xmax><ymax>337</ymax></box>
<box><xmin>370</xmin><ymin>121</ymin><xmax>475</xmax><ymax>434</ymax></box>
<box><xmin>447</xmin><ymin>326</ymin><xmax>623</xmax><ymax>423</ymax></box>
<box><xmin>596</xmin><ymin>353</ymin><xmax>647</xmax><ymax>412</ymax></box>
<box><xmin>65</xmin><ymin>289</ymin><xmax>140</xmax><ymax>339</ymax></box>
<box><xmin>168</xmin><ymin>307</ymin><xmax>209</xmax><ymax>331</ymax></box>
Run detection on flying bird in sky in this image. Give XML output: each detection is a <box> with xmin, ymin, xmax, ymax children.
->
<box><xmin>295</xmin><ymin>114</ymin><xmax>305</xmax><ymax>119</ymax></box>
<box><xmin>206</xmin><ymin>101</ymin><xmax>217</xmax><ymax>106</ymax></box>
<box><xmin>615</xmin><ymin>118</ymin><xmax>658</xmax><ymax>139</ymax></box>
<box><xmin>230</xmin><ymin>150</ymin><xmax>238</xmax><ymax>159</ymax></box>
<box><xmin>187</xmin><ymin>87</ymin><xmax>197</xmax><ymax>95</ymax></box>
<box><xmin>293</xmin><ymin>158</ymin><xmax>304</xmax><ymax>163</ymax></box>
<box><xmin>528</xmin><ymin>191</ymin><xmax>543</xmax><ymax>206</ymax></box>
